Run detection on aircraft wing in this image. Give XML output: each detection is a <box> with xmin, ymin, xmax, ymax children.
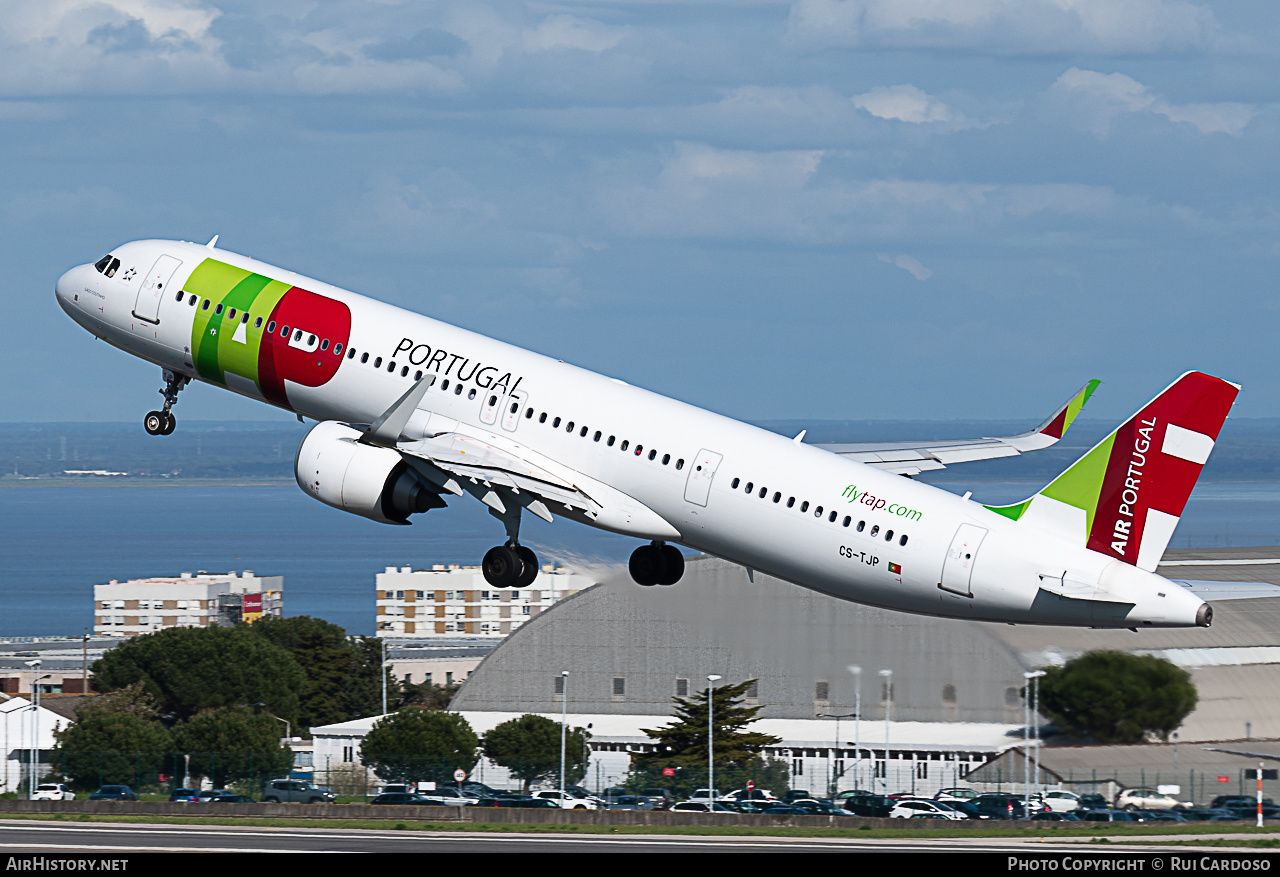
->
<box><xmin>1169</xmin><ymin>580</ymin><xmax>1280</xmax><ymax>602</ymax></box>
<box><xmin>814</xmin><ymin>380</ymin><xmax>1100</xmax><ymax>477</ymax></box>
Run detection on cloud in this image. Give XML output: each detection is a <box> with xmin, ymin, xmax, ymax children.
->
<box><xmin>522</xmin><ymin>15</ymin><xmax>625</xmax><ymax>54</ymax></box>
<box><xmin>852</xmin><ymin>84</ymin><xmax>978</xmax><ymax>128</ymax></box>
<box><xmin>1049</xmin><ymin>68</ymin><xmax>1257</xmax><ymax>137</ymax></box>
<box><xmin>879</xmin><ymin>253</ymin><xmax>933</xmax><ymax>280</ymax></box>
<box><xmin>786</xmin><ymin>0</ymin><xmax>1219</xmax><ymax>54</ymax></box>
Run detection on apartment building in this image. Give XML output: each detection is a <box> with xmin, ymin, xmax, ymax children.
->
<box><xmin>375</xmin><ymin>564</ymin><xmax>591</xmax><ymax>638</ymax></box>
<box><xmin>93</xmin><ymin>570</ymin><xmax>283</xmax><ymax>636</ymax></box>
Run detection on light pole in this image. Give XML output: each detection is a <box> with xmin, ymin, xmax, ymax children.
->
<box><xmin>1024</xmin><ymin>669</ymin><xmax>1046</xmax><ymax>817</ymax></box>
<box><xmin>707</xmin><ymin>674</ymin><xmax>721</xmax><ymax>802</ymax></box>
<box><xmin>849</xmin><ymin>665</ymin><xmax>862</xmax><ymax>790</ymax></box>
<box><xmin>24</xmin><ymin>660</ymin><xmax>40</xmax><ymax>799</ymax></box>
<box><xmin>817</xmin><ymin>712</ymin><xmax>857</xmax><ymax>796</ymax></box>
<box><xmin>381</xmin><ymin>639</ymin><xmax>388</xmax><ymax>716</ymax></box>
<box><xmin>559</xmin><ymin>671</ymin><xmax>569</xmax><ymax>803</ymax></box>
<box><xmin>878</xmin><ymin>669</ymin><xmax>892</xmax><ymax>795</ymax></box>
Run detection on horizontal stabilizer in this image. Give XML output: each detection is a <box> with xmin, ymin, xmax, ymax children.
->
<box><xmin>1171</xmin><ymin>580</ymin><xmax>1280</xmax><ymax>602</ymax></box>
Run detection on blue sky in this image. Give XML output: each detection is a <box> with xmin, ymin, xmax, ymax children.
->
<box><xmin>8</xmin><ymin>0</ymin><xmax>1279</xmax><ymax>426</ymax></box>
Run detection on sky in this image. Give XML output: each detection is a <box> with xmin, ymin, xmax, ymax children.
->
<box><xmin>6</xmin><ymin>0</ymin><xmax>1279</xmax><ymax>426</ymax></box>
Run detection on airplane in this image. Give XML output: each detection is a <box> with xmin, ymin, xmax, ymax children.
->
<box><xmin>55</xmin><ymin>238</ymin><xmax>1279</xmax><ymax>629</ymax></box>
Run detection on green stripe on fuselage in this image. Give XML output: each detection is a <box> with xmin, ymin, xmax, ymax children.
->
<box><xmin>186</xmin><ymin>259</ymin><xmax>290</xmax><ymax>388</ymax></box>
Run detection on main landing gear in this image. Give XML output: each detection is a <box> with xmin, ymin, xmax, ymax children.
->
<box><xmin>480</xmin><ymin>500</ymin><xmax>540</xmax><ymax>588</ymax></box>
<box><xmin>144</xmin><ymin>370</ymin><xmax>189</xmax><ymax>436</ymax></box>
<box><xmin>629</xmin><ymin>541</ymin><xmax>684</xmax><ymax>587</ymax></box>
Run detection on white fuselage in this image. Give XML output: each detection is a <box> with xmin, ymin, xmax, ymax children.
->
<box><xmin>55</xmin><ymin>239</ymin><xmax>1207</xmax><ymax>628</ymax></box>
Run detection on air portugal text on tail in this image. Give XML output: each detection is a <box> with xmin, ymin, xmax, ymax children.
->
<box><xmin>989</xmin><ymin>372</ymin><xmax>1239</xmax><ymax>573</ymax></box>
<box><xmin>56</xmin><ymin>238</ymin><xmax>1278</xmax><ymax>629</ymax></box>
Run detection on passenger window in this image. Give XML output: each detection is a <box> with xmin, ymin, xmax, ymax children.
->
<box><xmin>649</xmin><ymin>449</ymin><xmax>657</xmax><ymax>460</ymax></box>
<box><xmin>787</xmin><ymin>497</ymin><xmax>795</xmax><ymax>508</ymax></box>
<box><xmin>815</xmin><ymin>505</ymin><xmax>823</xmax><ymax>517</ymax></box>
<box><xmin>374</xmin><ymin>357</ymin><xmax>383</xmax><ymax>368</ymax></box>
<box><xmin>215</xmin><ymin>304</ymin><xmax>224</xmax><ymax>315</ymax></box>
<box><xmin>635</xmin><ymin>445</ymin><xmax>643</xmax><ymax>456</ymax></box>
<box><xmin>361</xmin><ymin>353</ymin><xmax>369</xmax><ymax>364</ymax></box>
<box><xmin>582</xmin><ymin>427</ymin><xmax>589</xmax><ymax>438</ymax></box>
<box><xmin>885</xmin><ymin>529</ymin><xmax>893</xmax><ymax>541</ymax></box>
<box><xmin>228</xmin><ymin>308</ymin><xmax>236</xmax><ymax>320</ymax></box>
<box><xmin>900</xmin><ymin>535</ymin><xmax>908</xmax><ymax>546</ymax></box>
<box><xmin>281</xmin><ymin>325</ymin><xmax>290</xmax><ymax>336</ymax></box>
<box><xmin>553</xmin><ymin>417</ymin><xmax>561</xmax><ymax>428</ymax></box>
<box><xmin>256</xmin><ymin>317</ymin><xmax>264</xmax><ymax>329</ymax></box>
<box><xmin>526</xmin><ymin>409</ymin><xmax>535</xmax><ymax>419</ymax></box>
<box><xmin>320</xmin><ymin>339</ymin><xmax>329</xmax><ymax>350</ymax></box>
<box><xmin>745</xmin><ymin>482</ymin><xmax>753</xmax><ymax>493</ymax></box>
<box><xmin>415</xmin><ymin>370</ymin><xmax>422</xmax><ymax>380</ymax></box>
<box><xmin>440</xmin><ymin>378</ymin><xmax>449</xmax><ymax>390</ymax></box>
<box><xmin>567</xmin><ymin>422</ymin><xmax>575</xmax><ymax>432</ymax></box>
<box><xmin>857</xmin><ymin>521</ymin><xmax>865</xmax><ymax>532</ymax></box>
<box><xmin>608</xmin><ymin>436</ymin><xmax>615</xmax><ymax>446</ymax></box>
<box><xmin>268</xmin><ymin>321</ymin><xmax>276</xmax><ymax>333</ymax></box>
<box><xmin>511</xmin><ymin>403</ymin><xmax>520</xmax><ymax>414</ymax></box>
<box><xmin>295</xmin><ymin>330</ymin><xmax>303</xmax><ymax>342</ymax></box>
<box><xmin>621</xmin><ymin>440</ymin><xmax>629</xmax><ymax>451</ymax></box>
<box><xmin>662</xmin><ymin>454</ymin><xmax>670</xmax><ymax>465</ymax></box>
<box><xmin>800</xmin><ymin>501</ymin><xmax>809</xmax><ymax>512</ymax></box>
<box><xmin>347</xmin><ymin>348</ymin><xmax>357</xmax><ymax>360</ymax></box>
<box><xmin>455</xmin><ymin>385</ymin><xmax>463</xmax><ymax>396</ymax></box>
<box><xmin>539</xmin><ymin>412</ymin><xmax>547</xmax><ymax>423</ymax></box>
<box><xmin>594</xmin><ymin>431</ymin><xmax>602</xmax><ymax>441</ymax></box>
<box><xmin>175</xmin><ymin>291</ymin><xmax>184</xmax><ymax>302</ymax></box>
<box><xmin>773</xmin><ymin>492</ymin><xmax>781</xmax><ymax>503</ymax></box>
<box><xmin>189</xmin><ymin>296</ymin><xmax>197</xmax><ymax>307</ymax></box>
<box><xmin>676</xmin><ymin>459</ymin><xmax>684</xmax><ymax>469</ymax></box>
<box><xmin>843</xmin><ymin>516</ymin><xmax>851</xmax><ymax>527</ymax></box>
<box><xmin>732</xmin><ymin>479</ymin><xmax>740</xmax><ymax>489</ymax></box>
<box><xmin>870</xmin><ymin>525</ymin><xmax>879</xmax><ymax>537</ymax></box>
<box><xmin>829</xmin><ymin>511</ymin><xmax>837</xmax><ymax>522</ymax></box>
<box><xmin>468</xmin><ymin>389</ymin><xmax>476</xmax><ymax>400</ymax></box>
<box><xmin>760</xmin><ymin>487</ymin><xmax>767</xmax><ymax>499</ymax></box>
<box><xmin>202</xmin><ymin>299</ymin><xmax>211</xmax><ymax>310</ymax></box>
<box><xmin>489</xmin><ymin>395</ymin><xmax>498</xmax><ymax>406</ymax></box>
<box><xmin>308</xmin><ymin>334</ymin><xmax>317</xmax><ymax>345</ymax></box>
<box><xmin>401</xmin><ymin>366</ymin><xmax>409</xmax><ymax>377</ymax></box>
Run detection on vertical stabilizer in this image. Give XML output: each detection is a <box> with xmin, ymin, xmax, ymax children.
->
<box><xmin>986</xmin><ymin>372</ymin><xmax>1239</xmax><ymax>571</ymax></box>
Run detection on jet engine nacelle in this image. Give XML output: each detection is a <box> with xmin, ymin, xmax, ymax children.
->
<box><xmin>294</xmin><ymin>420</ymin><xmax>445</xmax><ymax>525</ymax></box>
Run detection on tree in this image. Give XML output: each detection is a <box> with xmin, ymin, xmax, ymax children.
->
<box><xmin>171</xmin><ymin>706</ymin><xmax>295</xmax><ymax>788</ymax></box>
<box><xmin>90</xmin><ymin>625</ymin><xmax>305</xmax><ymax>724</ymax></box>
<box><xmin>395</xmin><ymin>678</ymin><xmax>461</xmax><ymax>711</ymax></box>
<box><xmin>338</xmin><ymin>635</ymin><xmax>395</xmax><ymax>721</ymax></box>
<box><xmin>359</xmin><ymin>709</ymin><xmax>479</xmax><ymax>784</ymax></box>
<box><xmin>1037</xmin><ymin>650</ymin><xmax>1198</xmax><ymax>744</ymax></box>
<box><xmin>247</xmin><ymin>615</ymin><xmax>375</xmax><ymax>728</ymax></box>
<box><xmin>634</xmin><ymin>680</ymin><xmax>785</xmax><ymax>795</ymax></box>
<box><xmin>52</xmin><ymin>708</ymin><xmax>171</xmax><ymax>791</ymax></box>
<box><xmin>482</xmin><ymin>714</ymin><xmax>590</xmax><ymax>791</ymax></box>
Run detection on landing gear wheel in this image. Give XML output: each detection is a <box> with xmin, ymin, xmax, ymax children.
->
<box><xmin>159</xmin><ymin>412</ymin><xmax>176</xmax><ymax>435</ymax></box>
<box><xmin>629</xmin><ymin>544</ymin><xmax>663</xmax><ymax>586</ymax></box>
<box><xmin>482</xmin><ymin>545</ymin><xmax>523</xmax><ymax>588</ymax></box>
<box><xmin>516</xmin><ymin>546</ymin><xmax>540</xmax><ymax>587</ymax></box>
<box><xmin>658</xmin><ymin>544</ymin><xmax>684</xmax><ymax>585</ymax></box>
<box><xmin>144</xmin><ymin>411</ymin><xmax>165</xmax><ymax>436</ymax></box>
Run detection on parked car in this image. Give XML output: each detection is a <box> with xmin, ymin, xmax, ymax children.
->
<box><xmin>972</xmin><ymin>794</ymin><xmax>1029</xmax><ymax>820</ymax></box>
<box><xmin>1032</xmin><ymin>811</ymin><xmax>1083</xmax><ymax>822</ymax></box>
<box><xmin>88</xmin><ymin>785</ymin><xmax>137</xmax><ymax>801</ymax></box>
<box><xmin>168</xmin><ymin>788</ymin><xmax>202</xmax><ymax>803</ymax></box>
<box><xmin>934</xmin><ymin>788</ymin><xmax>980</xmax><ymax>804</ymax></box>
<box><xmin>1114</xmin><ymin>788</ymin><xmax>1191</xmax><ymax>811</ymax></box>
<box><xmin>31</xmin><ymin>783</ymin><xmax>75</xmax><ymax>801</ymax></box>
<box><xmin>606</xmin><ymin>795</ymin><xmax>654</xmax><ymax>811</ymax></box>
<box><xmin>371</xmin><ymin>793</ymin><xmax>435</xmax><ymax>805</ymax></box>
<box><xmin>670</xmin><ymin>801</ymin><xmax>736</xmax><ymax>813</ymax></box>
<box><xmin>206</xmin><ymin>793</ymin><xmax>255</xmax><ymax>803</ymax></box>
<box><xmin>640</xmin><ymin>788</ymin><xmax>675</xmax><ymax>810</ymax></box>
<box><xmin>197</xmin><ymin>789</ymin><xmax>232</xmax><ymax>802</ymax></box>
<box><xmin>468</xmin><ymin>796</ymin><xmax>560</xmax><ymax>808</ymax></box>
<box><xmin>1079</xmin><ymin>809</ymin><xmax>1137</xmax><ymax>822</ymax></box>
<box><xmin>260</xmin><ymin>779</ymin><xmax>336</xmax><ymax>804</ymax></box>
<box><xmin>532</xmin><ymin>790</ymin><xmax>597</xmax><ymax>810</ymax></box>
<box><xmin>1040</xmin><ymin>789</ymin><xmax>1084</xmax><ymax>813</ymax></box>
<box><xmin>838</xmin><ymin>794</ymin><xmax>895</xmax><ymax>818</ymax></box>
<box><xmin>416</xmin><ymin>787</ymin><xmax>477</xmax><ymax>806</ymax></box>
<box><xmin>890</xmin><ymin>799</ymin><xmax>966</xmax><ymax>820</ymax></box>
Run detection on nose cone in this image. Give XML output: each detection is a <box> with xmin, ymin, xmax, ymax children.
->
<box><xmin>55</xmin><ymin>264</ymin><xmax>82</xmax><ymax>315</ymax></box>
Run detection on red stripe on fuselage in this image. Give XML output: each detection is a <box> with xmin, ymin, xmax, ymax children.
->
<box><xmin>258</xmin><ymin>288</ymin><xmax>352</xmax><ymax>408</ymax></box>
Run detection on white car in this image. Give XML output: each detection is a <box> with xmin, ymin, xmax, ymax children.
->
<box><xmin>1040</xmin><ymin>790</ymin><xmax>1084</xmax><ymax>813</ymax></box>
<box><xmin>1115</xmin><ymin>788</ymin><xmax>1192</xmax><ymax>811</ymax></box>
<box><xmin>532</xmin><ymin>790</ymin><xmax>598</xmax><ymax>810</ymax></box>
<box><xmin>31</xmin><ymin>783</ymin><xmax>75</xmax><ymax>801</ymax></box>
<box><xmin>889</xmin><ymin>799</ymin><xmax>966</xmax><ymax>820</ymax></box>
<box><xmin>671</xmin><ymin>801</ymin><xmax>736</xmax><ymax>814</ymax></box>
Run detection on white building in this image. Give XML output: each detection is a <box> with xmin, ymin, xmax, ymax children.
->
<box><xmin>375</xmin><ymin>564</ymin><xmax>591</xmax><ymax>638</ymax></box>
<box><xmin>93</xmin><ymin>570</ymin><xmax>283</xmax><ymax>636</ymax></box>
<box><xmin>0</xmin><ymin>695</ymin><xmax>70</xmax><ymax>795</ymax></box>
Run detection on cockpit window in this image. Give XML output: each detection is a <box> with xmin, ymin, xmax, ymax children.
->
<box><xmin>94</xmin><ymin>255</ymin><xmax>112</xmax><ymax>273</ymax></box>
<box><xmin>97</xmin><ymin>257</ymin><xmax>121</xmax><ymax>278</ymax></box>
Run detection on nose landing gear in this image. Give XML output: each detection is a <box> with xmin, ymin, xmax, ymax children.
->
<box><xmin>144</xmin><ymin>370</ymin><xmax>189</xmax><ymax>436</ymax></box>
<box><xmin>629</xmin><ymin>541</ymin><xmax>684</xmax><ymax>586</ymax></box>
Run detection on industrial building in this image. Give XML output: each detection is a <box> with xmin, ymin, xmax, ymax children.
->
<box><xmin>93</xmin><ymin>570</ymin><xmax>283</xmax><ymax>636</ymax></box>
<box><xmin>375</xmin><ymin>564</ymin><xmax>590</xmax><ymax>638</ymax></box>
